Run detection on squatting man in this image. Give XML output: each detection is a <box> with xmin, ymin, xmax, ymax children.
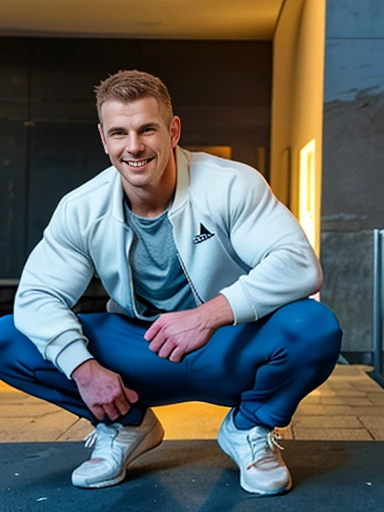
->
<box><xmin>0</xmin><ymin>70</ymin><xmax>342</xmax><ymax>495</ymax></box>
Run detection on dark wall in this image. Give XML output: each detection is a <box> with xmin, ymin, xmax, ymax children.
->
<box><xmin>0</xmin><ymin>37</ymin><xmax>272</xmax><ymax>279</ymax></box>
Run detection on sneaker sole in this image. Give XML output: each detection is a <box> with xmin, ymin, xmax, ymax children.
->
<box><xmin>217</xmin><ymin>427</ymin><xmax>292</xmax><ymax>496</ymax></box>
<box><xmin>72</xmin><ymin>420</ymin><xmax>165</xmax><ymax>489</ymax></box>
<box><xmin>240</xmin><ymin>472</ymin><xmax>293</xmax><ymax>496</ymax></box>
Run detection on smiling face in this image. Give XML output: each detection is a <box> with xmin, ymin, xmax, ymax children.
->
<box><xmin>98</xmin><ymin>96</ymin><xmax>181</xmax><ymax>200</ymax></box>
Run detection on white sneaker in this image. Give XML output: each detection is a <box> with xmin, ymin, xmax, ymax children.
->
<box><xmin>71</xmin><ymin>408</ymin><xmax>164</xmax><ymax>489</ymax></box>
<box><xmin>217</xmin><ymin>408</ymin><xmax>292</xmax><ymax>495</ymax></box>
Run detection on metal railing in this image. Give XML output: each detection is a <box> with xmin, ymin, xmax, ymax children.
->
<box><xmin>372</xmin><ymin>229</ymin><xmax>384</xmax><ymax>386</ymax></box>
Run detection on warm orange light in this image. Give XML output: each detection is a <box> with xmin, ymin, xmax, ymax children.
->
<box><xmin>186</xmin><ymin>146</ymin><xmax>232</xmax><ymax>160</ymax></box>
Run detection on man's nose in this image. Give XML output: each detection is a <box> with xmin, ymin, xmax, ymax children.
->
<box><xmin>126</xmin><ymin>135</ymin><xmax>144</xmax><ymax>154</ymax></box>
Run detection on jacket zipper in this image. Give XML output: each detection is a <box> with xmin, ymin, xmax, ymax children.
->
<box><xmin>176</xmin><ymin>250</ymin><xmax>204</xmax><ymax>306</ymax></box>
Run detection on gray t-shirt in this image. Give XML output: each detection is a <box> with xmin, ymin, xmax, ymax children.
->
<box><xmin>125</xmin><ymin>202</ymin><xmax>197</xmax><ymax>320</ymax></box>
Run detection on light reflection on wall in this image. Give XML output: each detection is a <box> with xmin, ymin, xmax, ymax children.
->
<box><xmin>299</xmin><ymin>138</ymin><xmax>317</xmax><ymax>251</ymax></box>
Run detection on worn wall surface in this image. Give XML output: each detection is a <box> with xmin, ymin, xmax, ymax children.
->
<box><xmin>321</xmin><ymin>0</ymin><xmax>384</xmax><ymax>356</ymax></box>
<box><xmin>0</xmin><ymin>38</ymin><xmax>272</xmax><ymax>279</ymax></box>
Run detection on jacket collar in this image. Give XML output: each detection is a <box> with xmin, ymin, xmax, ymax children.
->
<box><xmin>170</xmin><ymin>146</ymin><xmax>190</xmax><ymax>213</ymax></box>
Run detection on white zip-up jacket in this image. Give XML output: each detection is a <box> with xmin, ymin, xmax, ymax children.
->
<box><xmin>14</xmin><ymin>147</ymin><xmax>322</xmax><ymax>378</ymax></box>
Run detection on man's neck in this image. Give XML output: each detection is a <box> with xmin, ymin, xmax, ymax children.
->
<box><xmin>124</xmin><ymin>163</ymin><xmax>177</xmax><ymax>218</ymax></box>
<box><xmin>127</xmin><ymin>193</ymin><xmax>175</xmax><ymax>218</ymax></box>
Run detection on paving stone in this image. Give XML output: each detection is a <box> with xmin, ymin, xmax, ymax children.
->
<box><xmin>17</xmin><ymin>410</ymin><xmax>78</xmax><ymax>442</ymax></box>
<box><xmin>329</xmin><ymin>390</ymin><xmax>367</xmax><ymax>397</ymax></box>
<box><xmin>24</xmin><ymin>394</ymin><xmax>56</xmax><ymax>403</ymax></box>
<box><xmin>301</xmin><ymin>395</ymin><xmax>321</xmax><ymax>404</ymax></box>
<box><xmin>312</xmin><ymin>382</ymin><xmax>333</xmax><ymax>391</ymax></box>
<box><xmin>310</xmin><ymin>389</ymin><xmax>337</xmax><ymax>397</ymax></box>
<box><xmin>367</xmin><ymin>429</ymin><xmax>384</xmax><ymax>440</ymax></box>
<box><xmin>342</xmin><ymin>397</ymin><xmax>374</xmax><ymax>406</ymax></box>
<box><xmin>292</xmin><ymin>415</ymin><xmax>361</xmax><ymax>429</ymax></box>
<box><xmin>295</xmin><ymin>404</ymin><xmax>354</xmax><ymax>416</ymax></box>
<box><xmin>367</xmin><ymin>395</ymin><xmax>384</xmax><ymax>405</ymax></box>
<box><xmin>0</xmin><ymin>418</ymin><xmax>35</xmax><ymax>442</ymax></box>
<box><xmin>0</xmin><ymin>393</ymin><xmax>31</xmax><ymax>403</ymax></box>
<box><xmin>331</xmin><ymin>365</ymin><xmax>372</xmax><ymax>376</ymax></box>
<box><xmin>355</xmin><ymin>384</ymin><xmax>384</xmax><ymax>393</ymax></box>
<box><xmin>350</xmin><ymin>407</ymin><xmax>384</xmax><ymax>417</ymax></box>
<box><xmin>319</xmin><ymin>396</ymin><xmax>347</xmax><ymax>405</ymax></box>
<box><xmin>58</xmin><ymin>418</ymin><xmax>92</xmax><ymax>442</ymax></box>
<box><xmin>331</xmin><ymin>366</ymin><xmax>367</xmax><ymax>377</ymax></box>
<box><xmin>1</xmin><ymin>404</ymin><xmax>62</xmax><ymax>417</ymax></box>
<box><xmin>293</xmin><ymin>428</ymin><xmax>373</xmax><ymax>441</ymax></box>
<box><xmin>328</xmin><ymin>381</ymin><xmax>357</xmax><ymax>388</ymax></box>
<box><xmin>352</xmin><ymin>379</ymin><xmax>383</xmax><ymax>391</ymax></box>
<box><xmin>357</xmin><ymin>416</ymin><xmax>384</xmax><ymax>429</ymax></box>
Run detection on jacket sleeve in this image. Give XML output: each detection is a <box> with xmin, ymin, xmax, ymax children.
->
<box><xmin>14</xmin><ymin>198</ymin><xmax>96</xmax><ymax>378</ymax></box>
<box><xmin>219</xmin><ymin>169</ymin><xmax>322</xmax><ymax>324</ymax></box>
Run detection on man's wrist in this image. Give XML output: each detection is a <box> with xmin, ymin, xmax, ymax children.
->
<box><xmin>197</xmin><ymin>294</ymin><xmax>234</xmax><ymax>330</ymax></box>
<box><xmin>71</xmin><ymin>358</ymin><xmax>97</xmax><ymax>385</ymax></box>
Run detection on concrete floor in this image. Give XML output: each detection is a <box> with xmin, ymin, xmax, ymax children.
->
<box><xmin>1</xmin><ymin>365</ymin><xmax>384</xmax><ymax>443</ymax></box>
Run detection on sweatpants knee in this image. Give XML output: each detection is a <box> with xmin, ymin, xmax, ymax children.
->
<box><xmin>0</xmin><ymin>315</ymin><xmax>16</xmax><ymax>356</ymax></box>
<box><xmin>276</xmin><ymin>299</ymin><xmax>342</xmax><ymax>365</ymax></box>
<box><xmin>0</xmin><ymin>314</ymin><xmax>40</xmax><ymax>371</ymax></box>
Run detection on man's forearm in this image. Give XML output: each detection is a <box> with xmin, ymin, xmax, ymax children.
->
<box><xmin>196</xmin><ymin>294</ymin><xmax>234</xmax><ymax>330</ymax></box>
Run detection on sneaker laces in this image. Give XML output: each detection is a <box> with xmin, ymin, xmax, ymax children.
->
<box><xmin>247</xmin><ymin>429</ymin><xmax>284</xmax><ymax>470</ymax></box>
<box><xmin>84</xmin><ymin>424</ymin><xmax>120</xmax><ymax>449</ymax></box>
<box><xmin>83</xmin><ymin>425</ymin><xmax>125</xmax><ymax>466</ymax></box>
<box><xmin>84</xmin><ymin>429</ymin><xmax>98</xmax><ymax>449</ymax></box>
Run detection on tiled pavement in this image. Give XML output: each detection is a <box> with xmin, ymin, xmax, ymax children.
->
<box><xmin>1</xmin><ymin>365</ymin><xmax>384</xmax><ymax>443</ymax></box>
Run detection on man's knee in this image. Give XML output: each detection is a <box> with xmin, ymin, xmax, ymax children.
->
<box><xmin>0</xmin><ymin>314</ymin><xmax>39</xmax><ymax>368</ymax></box>
<box><xmin>0</xmin><ymin>314</ymin><xmax>16</xmax><ymax>346</ymax></box>
<box><xmin>0</xmin><ymin>315</ymin><xmax>19</xmax><ymax>367</ymax></box>
<box><xmin>275</xmin><ymin>299</ymin><xmax>342</xmax><ymax>363</ymax></box>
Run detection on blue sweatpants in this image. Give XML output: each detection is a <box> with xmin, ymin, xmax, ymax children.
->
<box><xmin>0</xmin><ymin>299</ymin><xmax>342</xmax><ymax>430</ymax></box>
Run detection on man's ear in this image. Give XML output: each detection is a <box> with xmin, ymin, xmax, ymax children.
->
<box><xmin>170</xmin><ymin>116</ymin><xmax>181</xmax><ymax>149</ymax></box>
<box><xmin>98</xmin><ymin>124</ymin><xmax>109</xmax><ymax>154</ymax></box>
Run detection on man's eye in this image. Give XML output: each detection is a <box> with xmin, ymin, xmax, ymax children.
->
<box><xmin>112</xmin><ymin>132</ymin><xmax>125</xmax><ymax>137</ymax></box>
<box><xmin>142</xmin><ymin>127</ymin><xmax>155</xmax><ymax>134</ymax></box>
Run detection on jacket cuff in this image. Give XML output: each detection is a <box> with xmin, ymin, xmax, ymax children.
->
<box><xmin>220</xmin><ymin>282</ymin><xmax>258</xmax><ymax>325</ymax></box>
<box><xmin>54</xmin><ymin>339</ymin><xmax>95</xmax><ymax>379</ymax></box>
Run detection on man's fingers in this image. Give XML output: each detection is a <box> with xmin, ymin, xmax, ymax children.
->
<box><xmin>103</xmin><ymin>403</ymin><xmax>120</xmax><ymax>421</ymax></box>
<box><xmin>114</xmin><ymin>395</ymin><xmax>131</xmax><ymax>416</ymax></box>
<box><xmin>144</xmin><ymin>319</ymin><xmax>162</xmax><ymax>341</ymax></box>
<box><xmin>123</xmin><ymin>386</ymin><xmax>139</xmax><ymax>404</ymax></box>
<box><xmin>148</xmin><ymin>334</ymin><xmax>166</xmax><ymax>353</ymax></box>
<box><xmin>157</xmin><ymin>341</ymin><xmax>175</xmax><ymax>359</ymax></box>
<box><xmin>169</xmin><ymin>346</ymin><xmax>184</xmax><ymax>363</ymax></box>
<box><xmin>91</xmin><ymin>404</ymin><xmax>105</xmax><ymax>421</ymax></box>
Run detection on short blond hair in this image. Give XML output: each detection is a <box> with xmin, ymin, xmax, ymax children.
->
<box><xmin>95</xmin><ymin>70</ymin><xmax>174</xmax><ymax>127</ymax></box>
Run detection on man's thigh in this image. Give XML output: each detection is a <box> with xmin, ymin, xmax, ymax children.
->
<box><xmin>188</xmin><ymin>298</ymin><xmax>337</xmax><ymax>406</ymax></box>
<box><xmin>80</xmin><ymin>311</ymin><xmax>283</xmax><ymax>408</ymax></box>
<box><xmin>80</xmin><ymin>299</ymin><xmax>336</xmax><ymax>408</ymax></box>
<box><xmin>80</xmin><ymin>313</ymin><xmax>195</xmax><ymax>406</ymax></box>
<box><xmin>188</xmin><ymin>320</ymin><xmax>268</xmax><ymax>406</ymax></box>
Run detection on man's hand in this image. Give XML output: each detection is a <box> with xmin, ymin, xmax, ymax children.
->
<box><xmin>144</xmin><ymin>294</ymin><xmax>234</xmax><ymax>362</ymax></box>
<box><xmin>144</xmin><ymin>309</ymin><xmax>215</xmax><ymax>362</ymax></box>
<box><xmin>71</xmin><ymin>360</ymin><xmax>139</xmax><ymax>422</ymax></box>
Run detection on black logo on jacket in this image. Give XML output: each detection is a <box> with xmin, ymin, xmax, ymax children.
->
<box><xmin>193</xmin><ymin>223</ymin><xmax>215</xmax><ymax>244</ymax></box>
